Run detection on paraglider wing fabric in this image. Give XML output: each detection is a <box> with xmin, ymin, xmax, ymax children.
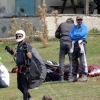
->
<box><xmin>28</xmin><ymin>47</ymin><xmax>47</xmax><ymax>89</ymax></box>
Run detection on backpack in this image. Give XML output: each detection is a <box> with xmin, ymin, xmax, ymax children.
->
<box><xmin>27</xmin><ymin>47</ymin><xmax>47</xmax><ymax>89</ymax></box>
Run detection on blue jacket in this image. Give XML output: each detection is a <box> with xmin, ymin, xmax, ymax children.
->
<box><xmin>69</xmin><ymin>24</ymin><xmax>88</xmax><ymax>41</ymax></box>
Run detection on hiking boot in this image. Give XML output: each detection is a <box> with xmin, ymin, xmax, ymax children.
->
<box><xmin>79</xmin><ymin>75</ymin><xmax>87</xmax><ymax>82</ymax></box>
<box><xmin>68</xmin><ymin>76</ymin><xmax>78</xmax><ymax>82</ymax></box>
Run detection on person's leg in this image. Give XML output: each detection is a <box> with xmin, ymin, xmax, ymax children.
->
<box><xmin>78</xmin><ymin>0</ymin><xmax>85</xmax><ymax>14</ymax></box>
<box><xmin>78</xmin><ymin>0</ymin><xmax>84</xmax><ymax>6</ymax></box>
<box><xmin>68</xmin><ymin>42</ymin><xmax>81</xmax><ymax>82</ymax></box>
<box><xmin>17</xmin><ymin>74</ymin><xmax>29</xmax><ymax>100</ymax></box>
<box><xmin>68</xmin><ymin>53</ymin><xmax>79</xmax><ymax>82</ymax></box>
<box><xmin>79</xmin><ymin>0</ymin><xmax>97</xmax><ymax>14</ymax></box>
<box><xmin>89</xmin><ymin>1</ymin><xmax>97</xmax><ymax>14</ymax></box>
<box><xmin>72</xmin><ymin>54</ymin><xmax>79</xmax><ymax>78</ymax></box>
<box><xmin>59</xmin><ymin>44</ymin><xmax>66</xmax><ymax>81</ymax></box>
<box><xmin>79</xmin><ymin>44</ymin><xmax>88</xmax><ymax>82</ymax></box>
<box><xmin>67</xmin><ymin>44</ymin><xmax>73</xmax><ymax>78</ymax></box>
<box><xmin>97</xmin><ymin>3</ymin><xmax>100</xmax><ymax>14</ymax></box>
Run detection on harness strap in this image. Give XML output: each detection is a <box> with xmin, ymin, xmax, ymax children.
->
<box><xmin>19</xmin><ymin>68</ymin><xmax>23</xmax><ymax>74</ymax></box>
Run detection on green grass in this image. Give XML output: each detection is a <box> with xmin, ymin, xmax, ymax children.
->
<box><xmin>0</xmin><ymin>35</ymin><xmax>100</xmax><ymax>100</ymax></box>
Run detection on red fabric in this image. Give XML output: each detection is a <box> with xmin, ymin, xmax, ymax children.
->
<box><xmin>11</xmin><ymin>66</ymin><xmax>18</xmax><ymax>73</ymax></box>
<box><xmin>88</xmin><ymin>65</ymin><xmax>100</xmax><ymax>77</ymax></box>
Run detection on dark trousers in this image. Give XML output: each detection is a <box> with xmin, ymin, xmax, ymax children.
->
<box><xmin>71</xmin><ymin>42</ymin><xmax>88</xmax><ymax>78</ymax></box>
<box><xmin>79</xmin><ymin>0</ymin><xmax>97</xmax><ymax>14</ymax></box>
<box><xmin>17</xmin><ymin>73</ymin><xmax>31</xmax><ymax>100</ymax></box>
<box><xmin>97</xmin><ymin>2</ymin><xmax>100</xmax><ymax>14</ymax></box>
<box><xmin>59</xmin><ymin>43</ymin><xmax>71</xmax><ymax>80</ymax></box>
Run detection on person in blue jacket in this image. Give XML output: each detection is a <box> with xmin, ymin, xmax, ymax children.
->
<box><xmin>69</xmin><ymin>15</ymin><xmax>88</xmax><ymax>82</ymax></box>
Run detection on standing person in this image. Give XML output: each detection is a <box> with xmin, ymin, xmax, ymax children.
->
<box><xmin>15</xmin><ymin>30</ymin><xmax>33</xmax><ymax>100</ymax></box>
<box><xmin>5</xmin><ymin>30</ymin><xmax>46</xmax><ymax>100</ymax></box>
<box><xmin>0</xmin><ymin>57</ymin><xmax>9</xmax><ymax>88</ymax></box>
<box><xmin>55</xmin><ymin>18</ymin><xmax>74</xmax><ymax>81</ymax></box>
<box><xmin>69</xmin><ymin>15</ymin><xmax>88</xmax><ymax>82</ymax></box>
<box><xmin>77</xmin><ymin>0</ymin><xmax>97</xmax><ymax>14</ymax></box>
<box><xmin>94</xmin><ymin>0</ymin><xmax>100</xmax><ymax>14</ymax></box>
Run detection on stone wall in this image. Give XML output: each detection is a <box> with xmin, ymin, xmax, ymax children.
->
<box><xmin>0</xmin><ymin>14</ymin><xmax>100</xmax><ymax>39</ymax></box>
<box><xmin>0</xmin><ymin>16</ymin><xmax>42</xmax><ymax>38</ymax></box>
<box><xmin>46</xmin><ymin>14</ymin><xmax>100</xmax><ymax>38</ymax></box>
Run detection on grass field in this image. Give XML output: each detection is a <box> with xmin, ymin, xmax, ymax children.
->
<box><xmin>0</xmin><ymin>35</ymin><xmax>100</xmax><ymax>100</ymax></box>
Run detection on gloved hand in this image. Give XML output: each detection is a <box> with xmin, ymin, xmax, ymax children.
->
<box><xmin>5</xmin><ymin>46</ymin><xmax>14</xmax><ymax>55</ymax></box>
<box><xmin>23</xmin><ymin>43</ymin><xmax>28</xmax><ymax>53</ymax></box>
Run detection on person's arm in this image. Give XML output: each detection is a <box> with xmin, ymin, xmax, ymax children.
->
<box><xmin>26</xmin><ymin>52</ymin><xmax>32</xmax><ymax>59</ymax></box>
<box><xmin>73</xmin><ymin>25</ymin><xmax>88</xmax><ymax>39</ymax></box>
<box><xmin>69</xmin><ymin>26</ymin><xmax>77</xmax><ymax>40</ymax></box>
<box><xmin>23</xmin><ymin>43</ymin><xmax>32</xmax><ymax>59</ymax></box>
<box><xmin>55</xmin><ymin>25</ymin><xmax>61</xmax><ymax>39</ymax></box>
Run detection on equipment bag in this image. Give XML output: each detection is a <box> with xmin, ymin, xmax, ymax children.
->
<box><xmin>27</xmin><ymin>47</ymin><xmax>47</xmax><ymax>89</ymax></box>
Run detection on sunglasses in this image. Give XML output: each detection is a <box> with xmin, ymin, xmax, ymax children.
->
<box><xmin>77</xmin><ymin>19</ymin><xmax>83</xmax><ymax>21</ymax></box>
<box><xmin>16</xmin><ymin>35</ymin><xmax>22</xmax><ymax>38</ymax></box>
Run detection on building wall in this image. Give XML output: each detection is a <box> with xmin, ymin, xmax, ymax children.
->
<box><xmin>37</xmin><ymin>0</ymin><xmax>97</xmax><ymax>14</ymax></box>
<box><xmin>0</xmin><ymin>0</ymin><xmax>15</xmax><ymax>16</ymax></box>
<box><xmin>46</xmin><ymin>15</ymin><xmax>100</xmax><ymax>38</ymax></box>
<box><xmin>7</xmin><ymin>0</ymin><xmax>15</xmax><ymax>16</ymax></box>
<box><xmin>0</xmin><ymin>0</ymin><xmax>7</xmax><ymax>16</ymax></box>
<box><xmin>0</xmin><ymin>15</ymin><xmax>100</xmax><ymax>39</ymax></box>
<box><xmin>0</xmin><ymin>16</ymin><xmax>42</xmax><ymax>38</ymax></box>
<box><xmin>0</xmin><ymin>0</ymin><xmax>97</xmax><ymax>17</ymax></box>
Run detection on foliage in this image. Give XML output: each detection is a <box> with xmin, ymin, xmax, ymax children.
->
<box><xmin>4</xmin><ymin>4</ymin><xmax>59</xmax><ymax>48</ymax></box>
<box><xmin>89</xmin><ymin>28</ymin><xmax>100</xmax><ymax>34</ymax></box>
<box><xmin>1</xmin><ymin>35</ymin><xmax>100</xmax><ymax>100</ymax></box>
<box><xmin>51</xmin><ymin>10</ymin><xmax>59</xmax><ymax>29</ymax></box>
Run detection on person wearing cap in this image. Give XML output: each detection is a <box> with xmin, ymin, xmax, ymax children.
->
<box><xmin>55</xmin><ymin>18</ymin><xmax>74</xmax><ymax>81</ymax></box>
<box><xmin>15</xmin><ymin>30</ymin><xmax>33</xmax><ymax>100</ymax></box>
<box><xmin>0</xmin><ymin>57</ymin><xmax>9</xmax><ymax>88</ymax></box>
<box><xmin>69</xmin><ymin>15</ymin><xmax>88</xmax><ymax>82</ymax></box>
<box><xmin>77</xmin><ymin>0</ymin><xmax>97</xmax><ymax>14</ymax></box>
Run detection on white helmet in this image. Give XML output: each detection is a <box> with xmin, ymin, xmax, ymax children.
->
<box><xmin>15</xmin><ymin>30</ymin><xmax>26</xmax><ymax>42</ymax></box>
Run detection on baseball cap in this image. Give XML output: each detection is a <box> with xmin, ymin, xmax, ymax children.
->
<box><xmin>76</xmin><ymin>15</ymin><xmax>83</xmax><ymax>19</ymax></box>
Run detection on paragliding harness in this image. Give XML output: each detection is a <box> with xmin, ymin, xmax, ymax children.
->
<box><xmin>18</xmin><ymin>46</ymin><xmax>47</xmax><ymax>89</ymax></box>
<box><xmin>5</xmin><ymin>45</ymin><xmax>46</xmax><ymax>89</ymax></box>
<box><xmin>21</xmin><ymin>53</ymin><xmax>39</xmax><ymax>86</ymax></box>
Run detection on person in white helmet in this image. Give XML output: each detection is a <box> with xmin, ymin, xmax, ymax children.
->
<box><xmin>15</xmin><ymin>30</ymin><xmax>33</xmax><ymax>100</ymax></box>
<box><xmin>5</xmin><ymin>29</ymin><xmax>47</xmax><ymax>100</ymax></box>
